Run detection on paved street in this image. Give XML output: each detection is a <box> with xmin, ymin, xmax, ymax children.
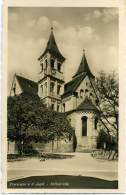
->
<box><xmin>8</xmin><ymin>153</ymin><xmax>118</xmax><ymax>182</ymax></box>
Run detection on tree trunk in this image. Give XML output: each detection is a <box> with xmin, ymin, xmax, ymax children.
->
<box><xmin>52</xmin><ymin>140</ymin><xmax>54</xmax><ymax>153</ymax></box>
<box><xmin>21</xmin><ymin>140</ymin><xmax>24</xmax><ymax>155</ymax></box>
<box><xmin>57</xmin><ymin>137</ymin><xmax>59</xmax><ymax>152</ymax></box>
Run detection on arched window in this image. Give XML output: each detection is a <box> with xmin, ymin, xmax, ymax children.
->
<box><xmin>40</xmin><ymin>63</ymin><xmax>43</xmax><ymax>72</ymax></box>
<box><xmin>58</xmin><ymin>62</ymin><xmax>61</xmax><ymax>72</ymax></box>
<box><xmin>90</xmin><ymin>92</ymin><xmax>93</xmax><ymax>97</ymax></box>
<box><xmin>57</xmin><ymin>104</ymin><xmax>60</xmax><ymax>112</ymax></box>
<box><xmin>57</xmin><ymin>85</ymin><xmax>61</xmax><ymax>95</ymax></box>
<box><xmin>51</xmin><ymin>59</ymin><xmax>55</xmax><ymax>69</ymax></box>
<box><xmin>85</xmin><ymin>89</ymin><xmax>89</xmax><ymax>97</ymax></box>
<box><xmin>44</xmin><ymin>82</ymin><xmax>47</xmax><ymax>96</ymax></box>
<box><xmin>40</xmin><ymin>85</ymin><xmax>43</xmax><ymax>96</ymax></box>
<box><xmin>82</xmin><ymin>116</ymin><xmax>87</xmax><ymax>136</ymax></box>
<box><xmin>94</xmin><ymin>117</ymin><xmax>98</xmax><ymax>130</ymax></box>
<box><xmin>45</xmin><ymin>59</ymin><xmax>47</xmax><ymax>69</ymax></box>
<box><xmin>50</xmin><ymin>82</ymin><xmax>55</xmax><ymax>94</ymax></box>
<box><xmin>51</xmin><ymin>103</ymin><xmax>54</xmax><ymax>111</ymax></box>
<box><xmin>80</xmin><ymin>89</ymin><xmax>84</xmax><ymax>99</ymax></box>
<box><xmin>63</xmin><ymin>103</ymin><xmax>65</xmax><ymax>112</ymax></box>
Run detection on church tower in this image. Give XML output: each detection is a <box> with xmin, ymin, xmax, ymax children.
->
<box><xmin>38</xmin><ymin>27</ymin><xmax>65</xmax><ymax>112</ymax></box>
<box><xmin>73</xmin><ymin>50</ymin><xmax>94</xmax><ymax>79</ymax></box>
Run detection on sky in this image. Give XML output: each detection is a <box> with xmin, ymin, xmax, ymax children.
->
<box><xmin>8</xmin><ymin>7</ymin><xmax>118</xmax><ymax>94</ymax></box>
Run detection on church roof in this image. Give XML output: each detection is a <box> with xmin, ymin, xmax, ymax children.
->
<box><xmin>62</xmin><ymin>73</ymin><xmax>86</xmax><ymax>98</ymax></box>
<box><xmin>38</xmin><ymin>28</ymin><xmax>65</xmax><ymax>62</ymax></box>
<box><xmin>76</xmin><ymin>96</ymin><xmax>97</xmax><ymax>112</ymax></box>
<box><xmin>16</xmin><ymin>75</ymin><xmax>38</xmax><ymax>95</ymax></box>
<box><xmin>66</xmin><ymin>97</ymin><xmax>98</xmax><ymax>115</ymax></box>
<box><xmin>62</xmin><ymin>52</ymin><xmax>95</xmax><ymax>99</ymax></box>
<box><xmin>73</xmin><ymin>52</ymin><xmax>94</xmax><ymax>79</ymax></box>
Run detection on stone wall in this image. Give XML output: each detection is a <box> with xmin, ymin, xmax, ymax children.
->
<box><xmin>32</xmin><ymin>139</ymin><xmax>73</xmax><ymax>153</ymax></box>
<box><xmin>7</xmin><ymin>141</ymin><xmax>19</xmax><ymax>154</ymax></box>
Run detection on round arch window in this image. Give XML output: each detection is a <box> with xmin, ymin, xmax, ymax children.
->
<box><xmin>81</xmin><ymin>116</ymin><xmax>88</xmax><ymax>136</ymax></box>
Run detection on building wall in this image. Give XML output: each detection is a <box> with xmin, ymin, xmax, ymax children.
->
<box><xmin>10</xmin><ymin>77</ymin><xmax>22</xmax><ymax>96</ymax></box>
<box><xmin>8</xmin><ymin>141</ymin><xmax>19</xmax><ymax>154</ymax></box>
<box><xmin>76</xmin><ymin>76</ymin><xmax>92</xmax><ymax>106</ymax></box>
<box><xmin>68</xmin><ymin>111</ymin><xmax>98</xmax><ymax>151</ymax></box>
<box><xmin>32</xmin><ymin>139</ymin><xmax>73</xmax><ymax>153</ymax></box>
<box><xmin>61</xmin><ymin>76</ymin><xmax>95</xmax><ymax>113</ymax></box>
<box><xmin>62</xmin><ymin>96</ymin><xmax>74</xmax><ymax>112</ymax></box>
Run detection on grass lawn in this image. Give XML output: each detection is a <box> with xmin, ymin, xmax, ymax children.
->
<box><xmin>7</xmin><ymin>175</ymin><xmax>118</xmax><ymax>189</ymax></box>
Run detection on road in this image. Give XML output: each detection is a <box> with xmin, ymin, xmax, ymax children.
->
<box><xmin>8</xmin><ymin>153</ymin><xmax>118</xmax><ymax>181</ymax></box>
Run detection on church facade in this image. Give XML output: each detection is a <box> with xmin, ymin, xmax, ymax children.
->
<box><xmin>9</xmin><ymin>28</ymin><xmax>100</xmax><ymax>153</ymax></box>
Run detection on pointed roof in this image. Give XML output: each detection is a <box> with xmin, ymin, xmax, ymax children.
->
<box><xmin>66</xmin><ymin>96</ymin><xmax>98</xmax><ymax>115</ymax></box>
<box><xmin>76</xmin><ymin>96</ymin><xmax>98</xmax><ymax>112</ymax></box>
<box><xmin>16</xmin><ymin>74</ymin><xmax>38</xmax><ymax>95</ymax></box>
<box><xmin>73</xmin><ymin>51</ymin><xmax>94</xmax><ymax>79</ymax></box>
<box><xmin>38</xmin><ymin>27</ymin><xmax>65</xmax><ymax>62</ymax></box>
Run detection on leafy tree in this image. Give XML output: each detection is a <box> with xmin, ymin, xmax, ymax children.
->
<box><xmin>90</xmin><ymin>71</ymin><xmax>118</xmax><ymax>138</ymax></box>
<box><xmin>89</xmin><ymin>71</ymin><xmax>118</xmax><ymax>157</ymax></box>
<box><xmin>7</xmin><ymin>93</ymin><xmax>74</xmax><ymax>154</ymax></box>
<box><xmin>97</xmin><ymin>129</ymin><xmax>114</xmax><ymax>149</ymax></box>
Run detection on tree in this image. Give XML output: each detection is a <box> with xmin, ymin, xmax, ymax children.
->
<box><xmin>73</xmin><ymin>131</ymin><xmax>77</xmax><ymax>152</ymax></box>
<box><xmin>7</xmin><ymin>93</ymin><xmax>74</xmax><ymax>154</ymax></box>
<box><xmin>91</xmin><ymin>72</ymin><xmax>118</xmax><ymax>137</ymax></box>
<box><xmin>89</xmin><ymin>71</ymin><xmax>118</xmax><ymax>157</ymax></box>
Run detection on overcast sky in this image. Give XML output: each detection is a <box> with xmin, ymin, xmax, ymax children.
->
<box><xmin>8</xmin><ymin>7</ymin><xmax>118</xmax><ymax>94</ymax></box>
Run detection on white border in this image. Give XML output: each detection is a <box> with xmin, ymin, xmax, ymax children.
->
<box><xmin>1</xmin><ymin>0</ymin><xmax>126</xmax><ymax>193</ymax></box>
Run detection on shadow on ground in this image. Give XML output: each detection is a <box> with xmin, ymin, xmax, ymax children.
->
<box><xmin>8</xmin><ymin>153</ymin><xmax>75</xmax><ymax>162</ymax></box>
<box><xmin>39</xmin><ymin>153</ymin><xmax>75</xmax><ymax>160</ymax></box>
<box><xmin>7</xmin><ymin>175</ymin><xmax>118</xmax><ymax>189</ymax></box>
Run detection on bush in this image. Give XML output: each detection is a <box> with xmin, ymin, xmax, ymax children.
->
<box><xmin>7</xmin><ymin>154</ymin><xmax>21</xmax><ymax>159</ymax></box>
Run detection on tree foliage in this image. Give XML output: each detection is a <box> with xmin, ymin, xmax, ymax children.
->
<box><xmin>97</xmin><ymin>129</ymin><xmax>117</xmax><ymax>150</ymax></box>
<box><xmin>90</xmin><ymin>71</ymin><xmax>118</xmax><ymax>140</ymax></box>
<box><xmin>7</xmin><ymin>93</ymin><xmax>74</xmax><ymax>153</ymax></box>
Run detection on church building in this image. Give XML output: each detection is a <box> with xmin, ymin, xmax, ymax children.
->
<box><xmin>9</xmin><ymin>28</ymin><xmax>99</xmax><ymax>153</ymax></box>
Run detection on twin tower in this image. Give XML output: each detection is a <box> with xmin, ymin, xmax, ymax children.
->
<box><xmin>38</xmin><ymin>27</ymin><xmax>95</xmax><ymax>114</ymax></box>
<box><xmin>38</xmin><ymin>27</ymin><xmax>65</xmax><ymax>112</ymax></box>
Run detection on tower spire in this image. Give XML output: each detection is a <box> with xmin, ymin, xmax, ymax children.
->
<box><xmin>38</xmin><ymin>27</ymin><xmax>65</xmax><ymax>62</ymax></box>
<box><xmin>73</xmin><ymin>51</ymin><xmax>94</xmax><ymax>79</ymax></box>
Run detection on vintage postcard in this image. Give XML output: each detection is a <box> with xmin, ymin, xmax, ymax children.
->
<box><xmin>1</xmin><ymin>0</ymin><xmax>126</xmax><ymax>193</ymax></box>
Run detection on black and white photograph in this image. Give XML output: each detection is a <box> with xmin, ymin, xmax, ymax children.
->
<box><xmin>3</xmin><ymin>0</ymin><xmax>125</xmax><ymax>192</ymax></box>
